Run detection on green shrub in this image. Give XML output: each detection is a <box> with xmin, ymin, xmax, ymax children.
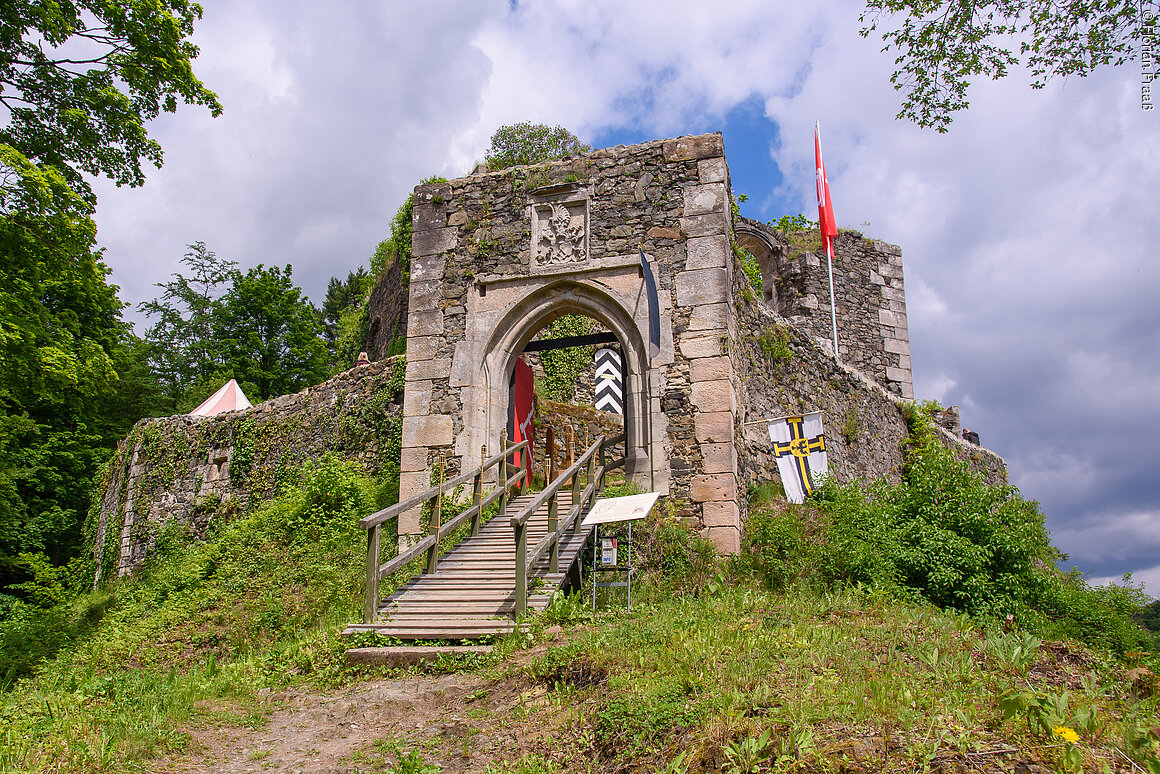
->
<box><xmin>756</xmin><ymin>325</ymin><xmax>792</xmax><ymax>365</ymax></box>
<box><xmin>804</xmin><ymin>406</ymin><xmax>1155</xmax><ymax>653</ymax></box>
<box><xmin>740</xmin><ymin>504</ymin><xmax>817</xmax><ymax>592</ymax></box>
<box><xmin>634</xmin><ymin>501</ymin><xmax>717</xmax><ymax>594</ymax></box>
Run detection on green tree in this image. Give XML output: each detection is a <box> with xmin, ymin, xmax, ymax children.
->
<box><xmin>484</xmin><ymin>122</ymin><xmax>591</xmax><ymax>170</ymax></box>
<box><xmin>322</xmin><ymin>267</ymin><xmax>371</xmax><ymax>344</ymax></box>
<box><xmin>212</xmin><ymin>264</ymin><xmax>329</xmax><ymax>400</ymax></box>
<box><xmin>0</xmin><ymin>0</ymin><xmax>217</xmax><ymax>592</ymax></box>
<box><xmin>0</xmin><ymin>147</ymin><xmax>125</xmax><ymax>581</ymax></box>
<box><xmin>0</xmin><ymin>0</ymin><xmax>222</xmax><ymax>195</ymax></box>
<box><xmin>138</xmin><ymin>242</ymin><xmax>237</xmax><ymax>408</ymax></box>
<box><xmin>862</xmin><ymin>0</ymin><xmax>1141</xmax><ymax>131</ymax></box>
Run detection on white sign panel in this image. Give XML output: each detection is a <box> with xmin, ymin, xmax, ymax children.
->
<box><xmin>600</xmin><ymin>537</ymin><xmax>618</xmax><ymax>565</ymax></box>
<box><xmin>581</xmin><ymin>492</ymin><xmax>661</xmax><ymax>527</ymax></box>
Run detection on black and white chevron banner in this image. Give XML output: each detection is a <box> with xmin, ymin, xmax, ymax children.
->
<box><xmin>594</xmin><ymin>348</ymin><xmax>623</xmax><ymax>414</ymax></box>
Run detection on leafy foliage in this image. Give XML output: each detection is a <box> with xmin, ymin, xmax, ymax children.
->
<box><xmin>0</xmin><ymin>0</ymin><xmax>220</xmax><ymax>595</ymax></box>
<box><xmin>213</xmin><ymin>264</ymin><xmax>329</xmax><ymax>400</ymax></box>
<box><xmin>322</xmin><ymin>268</ymin><xmax>371</xmax><ymax>344</ymax></box>
<box><xmin>740</xmin><ymin>404</ymin><xmax>1156</xmax><ymax>654</ymax></box>
<box><xmin>0</xmin><ymin>0</ymin><xmax>221</xmax><ymax>195</ymax></box>
<box><xmin>534</xmin><ymin>315</ymin><xmax>596</xmax><ymax>403</ymax></box>
<box><xmin>484</xmin><ymin>122</ymin><xmax>591</xmax><ymax>171</ymax></box>
<box><xmin>370</xmin><ymin>195</ymin><xmax>415</xmax><ymax>279</ymax></box>
<box><xmin>140</xmin><ymin>253</ymin><xmax>329</xmax><ymax>405</ymax></box>
<box><xmin>138</xmin><ymin>242</ymin><xmax>236</xmax><ymax>406</ymax></box>
<box><xmin>861</xmin><ymin>0</ymin><xmax>1141</xmax><ymax>131</ymax></box>
<box><xmin>769</xmin><ymin>213</ymin><xmax>816</xmax><ymax>233</ymax></box>
<box><xmin>0</xmin><ymin>147</ymin><xmax>142</xmax><ymax>586</ymax></box>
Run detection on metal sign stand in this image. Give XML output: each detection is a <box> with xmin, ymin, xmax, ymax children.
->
<box><xmin>592</xmin><ymin>521</ymin><xmax>633</xmax><ymax>612</ymax></box>
<box><xmin>582</xmin><ymin>492</ymin><xmax>658</xmax><ymax>613</ymax></box>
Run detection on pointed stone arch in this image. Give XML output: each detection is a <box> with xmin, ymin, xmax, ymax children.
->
<box><xmin>477</xmin><ymin>278</ymin><xmax>652</xmax><ymax>484</ymax></box>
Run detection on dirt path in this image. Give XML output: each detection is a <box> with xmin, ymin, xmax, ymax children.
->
<box><xmin>151</xmin><ymin>669</ymin><xmax>554</xmax><ymax>774</ymax></box>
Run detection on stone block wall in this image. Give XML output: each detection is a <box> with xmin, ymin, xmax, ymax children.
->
<box><xmin>727</xmin><ymin>267</ymin><xmax>1006</xmax><ymax>511</ymax></box>
<box><xmin>364</xmin><ymin>260</ymin><xmax>408</xmax><ymax>359</ymax></box>
<box><xmin>400</xmin><ymin>133</ymin><xmax>744</xmax><ymax>550</ymax></box>
<box><xmin>735</xmin><ymin>219</ymin><xmax>913</xmax><ymax>398</ymax></box>
<box><xmin>90</xmin><ymin>358</ymin><xmax>406</xmax><ymax>583</ymax></box>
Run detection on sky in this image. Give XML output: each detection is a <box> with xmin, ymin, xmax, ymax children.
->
<box><xmin>89</xmin><ymin>0</ymin><xmax>1159</xmax><ymax>596</ymax></box>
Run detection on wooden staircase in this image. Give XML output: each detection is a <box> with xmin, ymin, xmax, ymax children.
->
<box><xmin>343</xmin><ymin>491</ymin><xmax>592</xmax><ymax>640</ymax></box>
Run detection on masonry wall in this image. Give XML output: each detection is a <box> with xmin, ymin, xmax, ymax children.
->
<box><xmin>90</xmin><ymin>358</ymin><xmax>406</xmax><ymax>583</ymax></box>
<box><xmin>736</xmin><ymin>219</ymin><xmax>913</xmax><ymax>399</ymax></box>
<box><xmin>727</xmin><ymin>267</ymin><xmax>1006</xmax><ymax>511</ymax></box>
<box><xmin>401</xmin><ymin>133</ymin><xmax>744</xmax><ymax>550</ymax></box>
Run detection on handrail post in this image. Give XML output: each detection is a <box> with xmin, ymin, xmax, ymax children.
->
<box><xmin>598</xmin><ymin>435</ymin><xmax>606</xmax><ymax>492</ymax></box>
<box><xmin>565</xmin><ymin>425</ymin><xmax>574</xmax><ymax>481</ymax></box>
<box><xmin>570</xmin><ymin>444</ymin><xmax>582</xmax><ymax>534</ymax></box>
<box><xmin>471</xmin><ymin>444</ymin><xmax>485</xmax><ymax>535</ymax></box>
<box><xmin>426</xmin><ymin>454</ymin><xmax>444</xmax><ymax>575</ymax></box>
<box><xmin>364</xmin><ymin>524</ymin><xmax>380</xmax><ymax>623</ymax></box>
<box><xmin>586</xmin><ymin>446</ymin><xmax>596</xmax><ymax>505</ymax></box>
<box><xmin>548</xmin><ymin>490</ymin><xmax>559</xmax><ymax>574</ymax></box>
<box><xmin>546</xmin><ymin>426</ymin><xmax>556</xmax><ymax>484</ymax></box>
<box><xmin>500</xmin><ymin>431</ymin><xmax>510</xmax><ymax>515</ymax></box>
<box><xmin>514</xmin><ymin>519</ymin><xmax>527</xmax><ymax>618</ymax></box>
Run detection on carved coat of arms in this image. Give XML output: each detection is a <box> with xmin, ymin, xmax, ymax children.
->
<box><xmin>534</xmin><ymin>202</ymin><xmax>587</xmax><ymax>265</ymax></box>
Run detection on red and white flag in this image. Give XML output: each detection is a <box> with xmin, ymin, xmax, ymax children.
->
<box><xmin>814</xmin><ymin>123</ymin><xmax>838</xmax><ymax>257</ymax></box>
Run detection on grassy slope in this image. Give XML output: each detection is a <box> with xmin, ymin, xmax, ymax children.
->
<box><xmin>4</xmin><ymin>571</ymin><xmax>1158</xmax><ymax>772</ymax></box>
<box><xmin>2</xmin><ymin>456</ymin><xmax>1158</xmax><ymax>772</ymax></box>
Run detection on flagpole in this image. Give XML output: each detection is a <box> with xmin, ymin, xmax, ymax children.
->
<box><xmin>816</xmin><ymin>121</ymin><xmax>840</xmax><ymax>363</ymax></box>
<box><xmin>826</xmin><ymin>240</ymin><xmax>839</xmax><ymax>361</ymax></box>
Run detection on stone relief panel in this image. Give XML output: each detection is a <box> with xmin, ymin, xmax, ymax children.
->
<box><xmin>531</xmin><ymin>195</ymin><xmax>588</xmax><ymax>268</ymax></box>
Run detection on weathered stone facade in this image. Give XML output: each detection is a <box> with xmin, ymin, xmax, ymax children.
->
<box><xmin>728</xmin><ymin>266</ymin><xmax>1006</xmax><ymax>514</ymax></box>
<box><xmin>734</xmin><ymin>219</ymin><xmax>913</xmax><ymax>398</ymax></box>
<box><xmin>94</xmin><ymin>132</ymin><xmax>1008</xmax><ymax>573</ymax></box>
<box><xmin>363</xmin><ymin>261</ymin><xmax>409</xmax><ymax>360</ymax></box>
<box><xmin>90</xmin><ymin>358</ymin><xmax>405</xmax><ymax>582</ymax></box>
<box><xmin>398</xmin><ymin>133</ymin><xmax>743</xmax><ymax>548</ymax></box>
<box><xmin>396</xmin><ymin>132</ymin><xmax>999</xmax><ymax>552</ymax></box>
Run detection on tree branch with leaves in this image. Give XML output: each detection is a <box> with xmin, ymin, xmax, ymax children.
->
<box><xmin>862</xmin><ymin>0</ymin><xmax>1142</xmax><ymax>131</ymax></box>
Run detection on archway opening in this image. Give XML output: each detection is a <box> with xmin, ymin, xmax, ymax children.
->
<box><xmin>479</xmin><ymin>279</ymin><xmax>652</xmax><ymax>492</ymax></box>
<box><xmin>508</xmin><ymin>312</ymin><xmax>625</xmax><ymax>486</ymax></box>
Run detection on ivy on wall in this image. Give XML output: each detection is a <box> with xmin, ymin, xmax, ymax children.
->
<box><xmin>536</xmin><ymin>315</ymin><xmax>596</xmax><ymax>403</ymax></box>
<box><xmin>87</xmin><ymin>357</ymin><xmax>408</xmax><ymax>584</ymax></box>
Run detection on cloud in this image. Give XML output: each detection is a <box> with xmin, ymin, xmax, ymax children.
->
<box><xmin>95</xmin><ymin>0</ymin><xmax>501</xmax><ymax>323</ymax></box>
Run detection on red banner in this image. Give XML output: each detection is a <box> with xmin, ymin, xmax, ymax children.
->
<box><xmin>509</xmin><ymin>357</ymin><xmax>534</xmax><ymax>487</ymax></box>
<box><xmin>815</xmin><ymin>123</ymin><xmax>838</xmax><ymax>257</ymax></box>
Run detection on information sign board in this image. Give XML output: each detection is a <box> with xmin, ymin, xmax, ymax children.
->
<box><xmin>581</xmin><ymin>492</ymin><xmax>660</xmax><ymax>527</ymax></box>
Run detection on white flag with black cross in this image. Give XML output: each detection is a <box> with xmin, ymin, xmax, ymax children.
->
<box><xmin>767</xmin><ymin>412</ymin><xmax>828</xmax><ymax>503</ymax></box>
<box><xmin>594</xmin><ymin>347</ymin><xmax>622</xmax><ymax>414</ymax></box>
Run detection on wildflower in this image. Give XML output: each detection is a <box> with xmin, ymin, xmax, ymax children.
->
<box><xmin>1052</xmin><ymin>726</ymin><xmax>1079</xmax><ymax>744</ymax></box>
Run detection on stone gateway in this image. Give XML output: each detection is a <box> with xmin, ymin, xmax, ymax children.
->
<box><xmin>92</xmin><ymin>132</ymin><xmax>1005</xmax><ymax>576</ymax></box>
<box><xmin>395</xmin><ymin>132</ymin><xmax>988</xmax><ymax>552</ymax></box>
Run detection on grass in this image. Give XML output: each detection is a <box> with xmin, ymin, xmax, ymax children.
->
<box><xmin>482</xmin><ymin>583</ymin><xmax>1158</xmax><ymax>773</ymax></box>
<box><xmin>2</xmin><ymin>430</ymin><xmax>1157</xmax><ymax>773</ymax></box>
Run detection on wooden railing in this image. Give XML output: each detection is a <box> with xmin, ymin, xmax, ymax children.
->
<box><xmin>509</xmin><ymin>431</ymin><xmax>627</xmax><ymax>617</ymax></box>
<box><xmin>358</xmin><ymin>438</ymin><xmax>529</xmax><ymax>623</ymax></box>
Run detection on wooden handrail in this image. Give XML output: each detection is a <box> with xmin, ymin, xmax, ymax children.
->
<box><xmin>359</xmin><ymin>437</ymin><xmax>529</xmax><ymax>623</ymax></box>
<box><xmin>359</xmin><ymin>441</ymin><xmax>527</xmax><ymax>529</ymax></box>
<box><xmin>511</xmin><ymin>433</ymin><xmax>628</xmax><ymax>618</ymax></box>
<box><xmin>508</xmin><ymin>438</ymin><xmax>600</xmax><ymax>530</ymax></box>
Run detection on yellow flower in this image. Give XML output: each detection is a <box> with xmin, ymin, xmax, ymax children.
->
<box><xmin>1053</xmin><ymin>725</ymin><xmax>1080</xmax><ymax>744</ymax></box>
